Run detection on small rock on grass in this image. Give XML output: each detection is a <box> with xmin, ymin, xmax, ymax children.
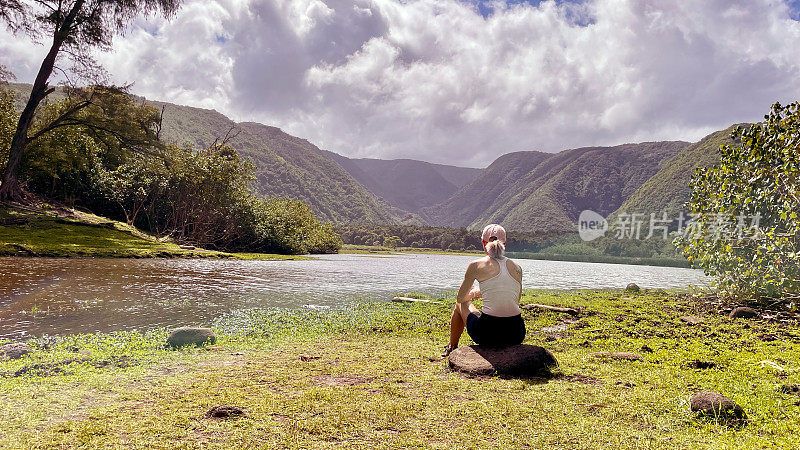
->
<box><xmin>625</xmin><ymin>283</ymin><xmax>641</xmax><ymax>293</ymax></box>
<box><xmin>167</xmin><ymin>327</ymin><xmax>216</xmax><ymax>348</ymax></box>
<box><xmin>690</xmin><ymin>391</ymin><xmax>747</xmax><ymax>426</ymax></box>
<box><xmin>680</xmin><ymin>316</ymin><xmax>704</xmax><ymax>325</ymax></box>
<box><xmin>729</xmin><ymin>307</ymin><xmax>758</xmax><ymax>319</ymax></box>
<box><xmin>1</xmin><ymin>343</ymin><xmax>31</xmax><ymax>360</ymax></box>
<box><xmin>206</xmin><ymin>405</ymin><xmax>245</xmax><ymax>419</ymax></box>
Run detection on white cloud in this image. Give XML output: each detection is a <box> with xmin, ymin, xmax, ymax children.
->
<box><xmin>3</xmin><ymin>0</ymin><xmax>800</xmax><ymax>167</ymax></box>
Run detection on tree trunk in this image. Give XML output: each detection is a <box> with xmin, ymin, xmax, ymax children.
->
<box><xmin>0</xmin><ymin>1</ymin><xmax>82</xmax><ymax>203</ymax></box>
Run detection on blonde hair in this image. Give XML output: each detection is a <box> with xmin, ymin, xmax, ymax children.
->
<box><xmin>485</xmin><ymin>239</ymin><xmax>505</xmax><ymax>259</ymax></box>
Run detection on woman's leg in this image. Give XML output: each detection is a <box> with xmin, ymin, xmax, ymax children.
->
<box><xmin>448</xmin><ymin>301</ymin><xmax>479</xmax><ymax>349</ymax></box>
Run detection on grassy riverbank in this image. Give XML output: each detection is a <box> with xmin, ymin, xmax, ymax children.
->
<box><xmin>1</xmin><ymin>290</ymin><xmax>798</xmax><ymax>448</ymax></box>
<box><xmin>0</xmin><ymin>203</ymin><xmax>306</xmax><ymax>260</ymax></box>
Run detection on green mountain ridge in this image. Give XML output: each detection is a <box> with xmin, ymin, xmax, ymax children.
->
<box><xmin>7</xmin><ymin>83</ymin><xmax>742</xmax><ymax>235</ymax></box>
<box><xmin>419</xmin><ymin>151</ymin><xmax>552</xmax><ymax>227</ymax></box>
<box><xmin>423</xmin><ymin>142</ymin><xmax>689</xmax><ymax>232</ymax></box>
<box><xmin>148</xmin><ymin>101</ymin><xmax>400</xmax><ymax>224</ymax></box>
<box><xmin>322</xmin><ymin>151</ymin><xmax>481</xmax><ymax>213</ymax></box>
<box><xmin>609</xmin><ymin>127</ymin><xmax>738</xmax><ymax>220</ymax></box>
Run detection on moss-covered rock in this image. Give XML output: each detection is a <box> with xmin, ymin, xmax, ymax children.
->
<box><xmin>167</xmin><ymin>328</ymin><xmax>216</xmax><ymax>348</ymax></box>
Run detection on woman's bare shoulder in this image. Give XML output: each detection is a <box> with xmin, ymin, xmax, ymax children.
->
<box><xmin>506</xmin><ymin>258</ymin><xmax>522</xmax><ymax>274</ymax></box>
<box><xmin>470</xmin><ymin>256</ymin><xmax>490</xmax><ymax>265</ymax></box>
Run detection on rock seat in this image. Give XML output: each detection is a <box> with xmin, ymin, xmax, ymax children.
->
<box><xmin>448</xmin><ymin>344</ymin><xmax>558</xmax><ymax>377</ymax></box>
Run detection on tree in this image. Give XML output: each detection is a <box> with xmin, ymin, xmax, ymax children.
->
<box><xmin>675</xmin><ymin>102</ymin><xmax>800</xmax><ymax>301</ymax></box>
<box><xmin>17</xmin><ymin>89</ymin><xmax>163</xmax><ymax>204</ymax></box>
<box><xmin>0</xmin><ymin>0</ymin><xmax>180</xmax><ymax>202</ymax></box>
<box><xmin>383</xmin><ymin>235</ymin><xmax>402</xmax><ymax>249</ymax></box>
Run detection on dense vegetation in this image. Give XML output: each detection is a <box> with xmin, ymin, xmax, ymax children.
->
<box><xmin>0</xmin><ymin>0</ymin><xmax>182</xmax><ymax>202</ymax></box>
<box><xmin>9</xmin><ymin>83</ymin><xmax>399</xmax><ymax>225</ymax></box>
<box><xmin>676</xmin><ymin>103</ymin><xmax>800</xmax><ymax>301</ymax></box>
<box><xmin>0</xmin><ymin>85</ymin><xmax>340</xmax><ymax>254</ymax></box>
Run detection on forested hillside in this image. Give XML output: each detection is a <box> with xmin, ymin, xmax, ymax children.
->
<box><xmin>479</xmin><ymin>141</ymin><xmax>689</xmax><ymax>232</ymax></box>
<box><xmin>609</xmin><ymin>127</ymin><xmax>736</xmax><ymax>219</ymax></box>
<box><xmin>8</xmin><ymin>83</ymin><xmax>738</xmax><ymax>234</ymax></box>
<box><xmin>423</xmin><ymin>142</ymin><xmax>688</xmax><ymax>232</ymax></box>
<box><xmin>419</xmin><ymin>151</ymin><xmax>552</xmax><ymax>227</ymax></box>
<box><xmin>150</xmin><ymin>102</ymin><xmax>396</xmax><ymax>224</ymax></box>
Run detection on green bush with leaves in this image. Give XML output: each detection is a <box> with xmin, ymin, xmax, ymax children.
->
<box><xmin>675</xmin><ymin>102</ymin><xmax>800</xmax><ymax>301</ymax></box>
<box><xmin>250</xmin><ymin>198</ymin><xmax>342</xmax><ymax>254</ymax></box>
<box><xmin>383</xmin><ymin>236</ymin><xmax>402</xmax><ymax>249</ymax></box>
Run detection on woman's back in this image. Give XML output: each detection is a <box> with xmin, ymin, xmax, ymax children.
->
<box><xmin>478</xmin><ymin>256</ymin><xmax>522</xmax><ymax>317</ymax></box>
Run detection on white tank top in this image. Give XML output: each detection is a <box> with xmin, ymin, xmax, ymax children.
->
<box><xmin>478</xmin><ymin>257</ymin><xmax>522</xmax><ymax>317</ymax></box>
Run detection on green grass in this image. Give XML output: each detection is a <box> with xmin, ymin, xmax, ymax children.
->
<box><xmin>0</xmin><ymin>203</ymin><xmax>306</xmax><ymax>260</ymax></box>
<box><xmin>1</xmin><ymin>290</ymin><xmax>798</xmax><ymax>448</ymax></box>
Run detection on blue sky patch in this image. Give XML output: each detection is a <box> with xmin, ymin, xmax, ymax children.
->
<box><xmin>464</xmin><ymin>0</ymin><xmax>592</xmax><ymax>25</ymax></box>
<box><xmin>788</xmin><ymin>0</ymin><xmax>800</xmax><ymax>20</ymax></box>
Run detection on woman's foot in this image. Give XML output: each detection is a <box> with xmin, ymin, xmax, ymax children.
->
<box><xmin>441</xmin><ymin>344</ymin><xmax>457</xmax><ymax>358</ymax></box>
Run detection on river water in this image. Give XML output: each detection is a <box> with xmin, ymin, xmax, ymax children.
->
<box><xmin>0</xmin><ymin>254</ymin><xmax>708</xmax><ymax>339</ymax></box>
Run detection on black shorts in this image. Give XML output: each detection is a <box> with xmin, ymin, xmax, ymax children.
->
<box><xmin>466</xmin><ymin>312</ymin><xmax>526</xmax><ymax>347</ymax></box>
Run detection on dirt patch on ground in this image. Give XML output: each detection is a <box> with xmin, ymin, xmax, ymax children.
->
<box><xmin>313</xmin><ymin>375</ymin><xmax>373</xmax><ymax>387</ymax></box>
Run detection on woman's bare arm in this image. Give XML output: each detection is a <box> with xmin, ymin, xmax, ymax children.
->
<box><xmin>456</xmin><ymin>262</ymin><xmax>478</xmax><ymax>304</ymax></box>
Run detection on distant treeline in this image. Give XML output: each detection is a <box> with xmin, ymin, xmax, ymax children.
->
<box><xmin>336</xmin><ymin>224</ymin><xmax>572</xmax><ymax>252</ymax></box>
<box><xmin>0</xmin><ymin>86</ymin><xmax>340</xmax><ymax>254</ymax></box>
<box><xmin>336</xmin><ymin>223</ymin><xmax>686</xmax><ymax>262</ymax></box>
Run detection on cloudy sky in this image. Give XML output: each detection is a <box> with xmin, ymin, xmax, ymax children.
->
<box><xmin>3</xmin><ymin>0</ymin><xmax>800</xmax><ymax>167</ymax></box>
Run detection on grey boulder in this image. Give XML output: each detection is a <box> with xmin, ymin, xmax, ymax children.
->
<box><xmin>448</xmin><ymin>344</ymin><xmax>558</xmax><ymax>377</ymax></box>
<box><xmin>167</xmin><ymin>327</ymin><xmax>216</xmax><ymax>348</ymax></box>
<box><xmin>625</xmin><ymin>283</ymin><xmax>641</xmax><ymax>293</ymax></box>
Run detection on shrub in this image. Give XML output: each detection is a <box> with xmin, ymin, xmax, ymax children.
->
<box><xmin>675</xmin><ymin>102</ymin><xmax>800</xmax><ymax>301</ymax></box>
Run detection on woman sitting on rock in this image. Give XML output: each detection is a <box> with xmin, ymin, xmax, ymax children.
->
<box><xmin>442</xmin><ymin>224</ymin><xmax>525</xmax><ymax>357</ymax></box>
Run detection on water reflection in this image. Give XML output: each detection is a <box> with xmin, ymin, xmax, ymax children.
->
<box><xmin>0</xmin><ymin>254</ymin><xmax>707</xmax><ymax>338</ymax></box>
